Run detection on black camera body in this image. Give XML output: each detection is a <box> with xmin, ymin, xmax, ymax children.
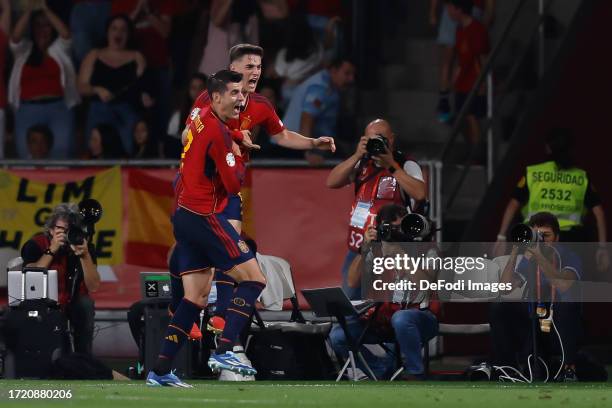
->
<box><xmin>377</xmin><ymin>213</ymin><xmax>434</xmax><ymax>242</ymax></box>
<box><xmin>64</xmin><ymin>199</ymin><xmax>103</xmax><ymax>247</ymax></box>
<box><xmin>365</xmin><ymin>134</ymin><xmax>389</xmax><ymax>157</ymax></box>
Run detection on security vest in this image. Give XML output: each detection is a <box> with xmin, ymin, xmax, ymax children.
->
<box><xmin>347</xmin><ymin>159</ymin><xmax>409</xmax><ymax>252</ymax></box>
<box><xmin>522</xmin><ymin>161</ymin><xmax>587</xmax><ymax>230</ymax></box>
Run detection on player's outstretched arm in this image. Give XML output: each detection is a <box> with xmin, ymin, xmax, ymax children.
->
<box><xmin>271</xmin><ymin>128</ymin><xmax>336</xmax><ymax>152</ymax></box>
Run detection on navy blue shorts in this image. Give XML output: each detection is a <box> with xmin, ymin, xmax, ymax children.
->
<box><xmin>172</xmin><ymin>207</ymin><xmax>254</xmax><ymax>276</ymax></box>
<box><xmin>222</xmin><ymin>194</ymin><xmax>243</xmax><ymax>221</ymax></box>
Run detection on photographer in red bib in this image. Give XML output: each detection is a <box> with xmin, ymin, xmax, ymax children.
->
<box><xmin>327</xmin><ymin>119</ymin><xmax>426</xmax><ymax>299</ymax></box>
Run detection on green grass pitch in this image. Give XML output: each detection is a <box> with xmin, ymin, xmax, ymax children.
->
<box><xmin>1</xmin><ymin>381</ymin><xmax>611</xmax><ymax>408</ymax></box>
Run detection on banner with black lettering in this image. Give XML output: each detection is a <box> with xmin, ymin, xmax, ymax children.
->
<box><xmin>0</xmin><ymin>167</ymin><xmax>123</xmax><ymax>265</ymax></box>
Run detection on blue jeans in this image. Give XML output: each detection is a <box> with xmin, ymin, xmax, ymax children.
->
<box><xmin>15</xmin><ymin>100</ymin><xmax>75</xmax><ymax>159</ymax></box>
<box><xmin>329</xmin><ymin>309</ymin><xmax>438</xmax><ymax>377</ymax></box>
<box><xmin>70</xmin><ymin>1</ymin><xmax>112</xmax><ymax>65</ymax></box>
<box><xmin>341</xmin><ymin>250</ymin><xmax>361</xmax><ymax>300</ymax></box>
<box><xmin>86</xmin><ymin>100</ymin><xmax>140</xmax><ymax>154</ymax></box>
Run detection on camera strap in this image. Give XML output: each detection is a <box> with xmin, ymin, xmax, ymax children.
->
<box><xmin>354</xmin><ymin>161</ymin><xmax>383</xmax><ymax>195</ymax></box>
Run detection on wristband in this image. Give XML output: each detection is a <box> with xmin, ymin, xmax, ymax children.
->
<box><xmin>44</xmin><ymin>248</ymin><xmax>55</xmax><ymax>256</ymax></box>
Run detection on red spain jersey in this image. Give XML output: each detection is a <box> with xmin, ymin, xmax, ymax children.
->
<box><xmin>187</xmin><ymin>91</ymin><xmax>285</xmax><ymax>161</ymax></box>
<box><xmin>178</xmin><ymin>107</ymin><xmax>245</xmax><ymax>215</ymax></box>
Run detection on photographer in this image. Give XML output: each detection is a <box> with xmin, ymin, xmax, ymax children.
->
<box><xmin>21</xmin><ymin>203</ymin><xmax>100</xmax><ymax>355</ymax></box>
<box><xmin>327</xmin><ymin>119</ymin><xmax>426</xmax><ymax>299</ymax></box>
<box><xmin>491</xmin><ymin>212</ymin><xmax>582</xmax><ymax>381</ymax></box>
<box><xmin>329</xmin><ymin>204</ymin><xmax>438</xmax><ymax>380</ymax></box>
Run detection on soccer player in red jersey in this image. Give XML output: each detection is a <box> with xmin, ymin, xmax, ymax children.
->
<box><xmin>182</xmin><ymin>44</ymin><xmax>337</xmax><ymax>334</ymax></box>
<box><xmin>147</xmin><ymin>71</ymin><xmax>266</xmax><ymax>387</ymax></box>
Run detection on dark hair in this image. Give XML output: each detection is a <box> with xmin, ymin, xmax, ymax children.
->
<box><xmin>93</xmin><ymin>123</ymin><xmax>126</xmax><ymax>159</ymax></box>
<box><xmin>104</xmin><ymin>14</ymin><xmax>136</xmax><ymax>50</ymax></box>
<box><xmin>528</xmin><ymin>212</ymin><xmax>561</xmax><ymax>237</ymax></box>
<box><xmin>207</xmin><ymin>70</ymin><xmax>243</xmax><ymax>96</ymax></box>
<box><xmin>546</xmin><ymin>128</ymin><xmax>574</xmax><ymax>169</ymax></box>
<box><xmin>446</xmin><ymin>0</ymin><xmax>474</xmax><ymax>14</ymax></box>
<box><xmin>131</xmin><ymin>119</ymin><xmax>157</xmax><ymax>158</ymax></box>
<box><xmin>329</xmin><ymin>56</ymin><xmax>355</xmax><ymax>70</ymax></box>
<box><xmin>284</xmin><ymin>14</ymin><xmax>318</xmax><ymax>63</ymax></box>
<box><xmin>27</xmin><ymin>124</ymin><xmax>54</xmax><ymax>146</ymax></box>
<box><xmin>26</xmin><ymin>11</ymin><xmax>58</xmax><ymax>67</ymax></box>
<box><xmin>180</xmin><ymin>73</ymin><xmax>209</xmax><ymax>124</ymax></box>
<box><xmin>375</xmin><ymin>204</ymin><xmax>408</xmax><ymax>226</ymax></box>
<box><xmin>229</xmin><ymin>43</ymin><xmax>264</xmax><ymax>63</ymax></box>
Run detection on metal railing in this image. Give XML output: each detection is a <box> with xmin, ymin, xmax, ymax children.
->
<box><xmin>0</xmin><ymin>157</ymin><xmax>444</xmax><ymax>241</ymax></box>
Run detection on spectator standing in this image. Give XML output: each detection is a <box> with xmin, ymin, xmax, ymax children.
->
<box><xmin>446</xmin><ymin>0</ymin><xmax>490</xmax><ymax>149</ymax></box>
<box><xmin>198</xmin><ymin>0</ymin><xmax>259</xmax><ymax>75</ymax></box>
<box><xmin>283</xmin><ymin>57</ymin><xmax>355</xmax><ymax>165</ymax></box>
<box><xmin>113</xmin><ymin>0</ymin><xmax>176</xmax><ymax>155</ymax></box>
<box><xmin>0</xmin><ymin>0</ymin><xmax>9</xmax><ymax>158</ymax></box>
<box><xmin>430</xmin><ymin>0</ymin><xmax>494</xmax><ymax>123</ymax></box>
<box><xmin>87</xmin><ymin>123</ymin><xmax>126</xmax><ymax>159</ymax></box>
<box><xmin>70</xmin><ymin>0</ymin><xmax>112</xmax><ymax>66</ymax></box>
<box><xmin>274</xmin><ymin>14</ymin><xmax>323</xmax><ymax>106</ymax></box>
<box><xmin>9</xmin><ymin>0</ymin><xmax>79</xmax><ymax>159</ymax></box>
<box><xmin>78</xmin><ymin>14</ymin><xmax>146</xmax><ymax>154</ymax></box>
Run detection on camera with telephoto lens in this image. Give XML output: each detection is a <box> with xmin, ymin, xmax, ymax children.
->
<box><xmin>378</xmin><ymin>213</ymin><xmax>433</xmax><ymax>242</ymax></box>
<box><xmin>509</xmin><ymin>223</ymin><xmax>544</xmax><ymax>243</ymax></box>
<box><xmin>66</xmin><ymin>199</ymin><xmax>103</xmax><ymax>246</ymax></box>
<box><xmin>365</xmin><ymin>134</ymin><xmax>389</xmax><ymax>157</ymax></box>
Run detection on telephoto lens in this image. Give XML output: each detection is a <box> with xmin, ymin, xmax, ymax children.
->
<box><xmin>509</xmin><ymin>224</ymin><xmax>542</xmax><ymax>243</ymax></box>
<box><xmin>400</xmin><ymin>213</ymin><xmax>432</xmax><ymax>240</ymax></box>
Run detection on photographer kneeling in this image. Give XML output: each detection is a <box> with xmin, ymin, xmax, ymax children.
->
<box><xmin>21</xmin><ymin>203</ymin><xmax>101</xmax><ymax>355</ymax></box>
<box><xmin>329</xmin><ymin>204</ymin><xmax>438</xmax><ymax>380</ymax></box>
<box><xmin>491</xmin><ymin>212</ymin><xmax>582</xmax><ymax>381</ymax></box>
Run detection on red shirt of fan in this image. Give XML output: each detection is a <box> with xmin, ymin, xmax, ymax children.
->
<box><xmin>178</xmin><ymin>108</ymin><xmax>245</xmax><ymax>215</ymax></box>
<box><xmin>454</xmin><ymin>19</ymin><xmax>490</xmax><ymax>93</ymax></box>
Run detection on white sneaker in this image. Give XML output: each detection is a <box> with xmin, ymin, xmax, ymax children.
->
<box><xmin>218</xmin><ymin>346</ymin><xmax>256</xmax><ymax>381</ymax></box>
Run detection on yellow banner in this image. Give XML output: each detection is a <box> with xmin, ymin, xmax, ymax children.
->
<box><xmin>0</xmin><ymin>167</ymin><xmax>123</xmax><ymax>265</ymax></box>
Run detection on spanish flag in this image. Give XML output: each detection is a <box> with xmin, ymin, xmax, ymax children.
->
<box><xmin>125</xmin><ymin>168</ymin><xmax>175</xmax><ymax>268</ymax></box>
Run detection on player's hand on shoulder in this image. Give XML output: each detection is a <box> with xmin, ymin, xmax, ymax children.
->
<box><xmin>240</xmin><ymin>130</ymin><xmax>261</xmax><ymax>150</ymax></box>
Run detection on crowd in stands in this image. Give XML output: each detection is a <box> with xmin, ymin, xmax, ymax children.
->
<box><xmin>0</xmin><ymin>0</ymin><xmax>351</xmax><ymax>161</ymax></box>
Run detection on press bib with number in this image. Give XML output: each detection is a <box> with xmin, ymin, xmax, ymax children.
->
<box><xmin>347</xmin><ymin>162</ymin><xmax>407</xmax><ymax>252</ymax></box>
<box><xmin>523</xmin><ymin>161</ymin><xmax>587</xmax><ymax>231</ymax></box>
